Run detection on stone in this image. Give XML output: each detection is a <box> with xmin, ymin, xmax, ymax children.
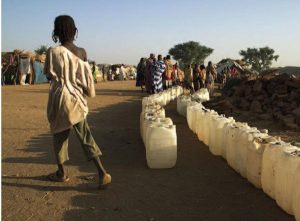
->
<box><xmin>250</xmin><ymin>100</ymin><xmax>263</xmax><ymax>113</ymax></box>
<box><xmin>258</xmin><ymin>113</ymin><xmax>273</xmax><ymax>121</ymax></box>
<box><xmin>252</xmin><ymin>80</ymin><xmax>263</xmax><ymax>94</ymax></box>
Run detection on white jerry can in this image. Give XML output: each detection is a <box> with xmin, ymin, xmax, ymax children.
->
<box><xmin>261</xmin><ymin>141</ymin><xmax>291</xmax><ymax>199</ymax></box>
<box><xmin>205</xmin><ymin>110</ymin><xmax>219</xmax><ymax>147</ymax></box>
<box><xmin>142</xmin><ymin>115</ymin><xmax>171</xmax><ymax>144</ymax></box>
<box><xmin>202</xmin><ymin>110</ymin><xmax>218</xmax><ymax>146</ymax></box>
<box><xmin>142</xmin><ymin>102</ymin><xmax>162</xmax><ymax>113</ymax></box>
<box><xmin>140</xmin><ymin>107</ymin><xmax>165</xmax><ymax>139</ymax></box>
<box><xmin>145</xmin><ymin>118</ymin><xmax>173</xmax><ymax>145</ymax></box>
<box><xmin>170</xmin><ymin>87</ymin><xmax>177</xmax><ymax>100</ymax></box>
<box><xmin>225</xmin><ymin>122</ymin><xmax>248</xmax><ymax>172</ymax></box>
<box><xmin>212</xmin><ymin>117</ymin><xmax>235</xmax><ymax>156</ymax></box>
<box><xmin>189</xmin><ymin>103</ymin><xmax>205</xmax><ymax>134</ymax></box>
<box><xmin>208</xmin><ymin>114</ymin><xmax>222</xmax><ymax>154</ymax></box>
<box><xmin>235</xmin><ymin>127</ymin><xmax>260</xmax><ymax>178</ymax></box>
<box><xmin>238</xmin><ymin>128</ymin><xmax>258</xmax><ymax>178</ymax></box>
<box><xmin>176</xmin><ymin>86</ymin><xmax>183</xmax><ymax>97</ymax></box>
<box><xmin>142</xmin><ymin>97</ymin><xmax>155</xmax><ymax>111</ymax></box>
<box><xmin>162</xmin><ymin>91</ymin><xmax>171</xmax><ymax>106</ymax></box>
<box><xmin>141</xmin><ymin>114</ymin><xmax>157</xmax><ymax>144</ymax></box>
<box><xmin>192</xmin><ymin>88</ymin><xmax>210</xmax><ymax>102</ymax></box>
<box><xmin>177</xmin><ymin>95</ymin><xmax>191</xmax><ymax>117</ymax></box>
<box><xmin>196</xmin><ymin>108</ymin><xmax>208</xmax><ymax>142</ymax></box>
<box><xmin>221</xmin><ymin>121</ymin><xmax>236</xmax><ymax>160</ymax></box>
<box><xmin>187</xmin><ymin>101</ymin><xmax>200</xmax><ymax>131</ymax></box>
<box><xmin>246</xmin><ymin>134</ymin><xmax>277</xmax><ymax>188</ymax></box>
<box><xmin>293</xmin><ymin>161</ymin><xmax>300</xmax><ymax>220</ymax></box>
<box><xmin>146</xmin><ymin>124</ymin><xmax>177</xmax><ymax>169</ymax></box>
<box><xmin>156</xmin><ymin>92</ymin><xmax>167</xmax><ymax>106</ymax></box>
<box><xmin>275</xmin><ymin>146</ymin><xmax>300</xmax><ymax>215</ymax></box>
<box><xmin>166</xmin><ymin>88</ymin><xmax>173</xmax><ymax>101</ymax></box>
<box><xmin>209</xmin><ymin>115</ymin><xmax>228</xmax><ymax>155</ymax></box>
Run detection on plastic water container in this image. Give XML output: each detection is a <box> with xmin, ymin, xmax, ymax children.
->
<box><xmin>199</xmin><ymin>109</ymin><xmax>212</xmax><ymax>144</ymax></box>
<box><xmin>261</xmin><ymin>141</ymin><xmax>291</xmax><ymax>199</ymax></box>
<box><xmin>142</xmin><ymin>102</ymin><xmax>162</xmax><ymax>112</ymax></box>
<box><xmin>140</xmin><ymin>107</ymin><xmax>165</xmax><ymax>139</ymax></box>
<box><xmin>145</xmin><ymin>118</ymin><xmax>173</xmax><ymax>144</ymax></box>
<box><xmin>205</xmin><ymin>110</ymin><xmax>219</xmax><ymax>147</ymax></box>
<box><xmin>187</xmin><ymin>102</ymin><xmax>203</xmax><ymax>133</ymax></box>
<box><xmin>203</xmin><ymin>110</ymin><xmax>218</xmax><ymax>146</ymax></box>
<box><xmin>142</xmin><ymin>97</ymin><xmax>156</xmax><ymax>110</ymax></box>
<box><xmin>162</xmin><ymin>91</ymin><xmax>171</xmax><ymax>106</ymax></box>
<box><xmin>187</xmin><ymin>101</ymin><xmax>200</xmax><ymax>130</ymax></box>
<box><xmin>196</xmin><ymin>108</ymin><xmax>208</xmax><ymax>142</ymax></box>
<box><xmin>192</xmin><ymin>88</ymin><xmax>210</xmax><ymax>102</ymax></box>
<box><xmin>211</xmin><ymin>117</ymin><xmax>235</xmax><ymax>156</ymax></box>
<box><xmin>175</xmin><ymin>86</ymin><xmax>183</xmax><ymax>97</ymax></box>
<box><xmin>235</xmin><ymin>127</ymin><xmax>260</xmax><ymax>178</ymax></box>
<box><xmin>293</xmin><ymin>162</ymin><xmax>300</xmax><ymax>220</ymax></box>
<box><xmin>170</xmin><ymin>87</ymin><xmax>177</xmax><ymax>100</ymax></box>
<box><xmin>141</xmin><ymin>113</ymin><xmax>157</xmax><ymax>144</ymax></box>
<box><xmin>226</xmin><ymin>122</ymin><xmax>249</xmax><ymax>171</ymax></box>
<box><xmin>146</xmin><ymin>124</ymin><xmax>177</xmax><ymax>169</ymax></box>
<box><xmin>177</xmin><ymin>95</ymin><xmax>191</xmax><ymax>117</ymax></box>
<box><xmin>191</xmin><ymin>104</ymin><xmax>205</xmax><ymax>134</ymax></box>
<box><xmin>209</xmin><ymin>114</ymin><xmax>227</xmax><ymax>155</ymax></box>
<box><xmin>246</xmin><ymin>134</ymin><xmax>278</xmax><ymax>188</ymax></box>
<box><xmin>274</xmin><ymin>145</ymin><xmax>300</xmax><ymax>215</ymax></box>
<box><xmin>148</xmin><ymin>93</ymin><xmax>165</xmax><ymax>107</ymax></box>
<box><xmin>221</xmin><ymin>121</ymin><xmax>236</xmax><ymax>159</ymax></box>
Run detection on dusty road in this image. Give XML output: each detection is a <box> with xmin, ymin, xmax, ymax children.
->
<box><xmin>2</xmin><ymin>81</ymin><xmax>294</xmax><ymax>221</ymax></box>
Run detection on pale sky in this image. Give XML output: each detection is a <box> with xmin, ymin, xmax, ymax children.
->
<box><xmin>2</xmin><ymin>0</ymin><xmax>300</xmax><ymax>66</ymax></box>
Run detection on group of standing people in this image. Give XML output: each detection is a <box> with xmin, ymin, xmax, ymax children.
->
<box><xmin>136</xmin><ymin>54</ymin><xmax>217</xmax><ymax>96</ymax></box>
<box><xmin>184</xmin><ymin>61</ymin><xmax>217</xmax><ymax>95</ymax></box>
<box><xmin>136</xmin><ymin>54</ymin><xmax>179</xmax><ymax>94</ymax></box>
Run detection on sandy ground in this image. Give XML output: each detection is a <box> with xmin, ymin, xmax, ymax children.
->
<box><xmin>2</xmin><ymin>81</ymin><xmax>295</xmax><ymax>221</ymax></box>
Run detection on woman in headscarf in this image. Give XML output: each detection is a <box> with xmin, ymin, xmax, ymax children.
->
<box><xmin>152</xmin><ymin>55</ymin><xmax>166</xmax><ymax>93</ymax></box>
<box><xmin>136</xmin><ymin>57</ymin><xmax>146</xmax><ymax>92</ymax></box>
<box><xmin>145</xmin><ymin>53</ymin><xmax>155</xmax><ymax>94</ymax></box>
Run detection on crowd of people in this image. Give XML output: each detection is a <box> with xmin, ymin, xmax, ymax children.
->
<box><xmin>136</xmin><ymin>53</ymin><xmax>217</xmax><ymax>96</ymax></box>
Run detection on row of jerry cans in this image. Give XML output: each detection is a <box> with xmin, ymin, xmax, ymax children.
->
<box><xmin>185</xmin><ymin>101</ymin><xmax>300</xmax><ymax>220</ymax></box>
<box><xmin>140</xmin><ymin>86</ymin><xmax>183</xmax><ymax>169</ymax></box>
<box><xmin>177</xmin><ymin>88</ymin><xmax>210</xmax><ymax>117</ymax></box>
<box><xmin>142</xmin><ymin>86</ymin><xmax>183</xmax><ymax>108</ymax></box>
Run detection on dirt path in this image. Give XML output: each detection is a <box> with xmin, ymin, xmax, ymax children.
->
<box><xmin>2</xmin><ymin>81</ymin><xmax>294</xmax><ymax>221</ymax></box>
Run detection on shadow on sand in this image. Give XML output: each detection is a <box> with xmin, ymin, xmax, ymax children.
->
<box><xmin>2</xmin><ymin>86</ymin><xmax>294</xmax><ymax>221</ymax></box>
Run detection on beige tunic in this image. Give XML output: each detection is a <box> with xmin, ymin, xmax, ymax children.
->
<box><xmin>44</xmin><ymin>46</ymin><xmax>95</xmax><ymax>134</ymax></box>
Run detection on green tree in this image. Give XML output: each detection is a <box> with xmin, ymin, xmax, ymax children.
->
<box><xmin>34</xmin><ymin>45</ymin><xmax>48</xmax><ymax>55</ymax></box>
<box><xmin>239</xmin><ymin>47</ymin><xmax>279</xmax><ymax>72</ymax></box>
<box><xmin>169</xmin><ymin>41</ymin><xmax>213</xmax><ymax>67</ymax></box>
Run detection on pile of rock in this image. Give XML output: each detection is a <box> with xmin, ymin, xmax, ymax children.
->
<box><xmin>205</xmin><ymin>74</ymin><xmax>300</xmax><ymax>130</ymax></box>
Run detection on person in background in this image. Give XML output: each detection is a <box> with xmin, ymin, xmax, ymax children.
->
<box><xmin>92</xmin><ymin>62</ymin><xmax>97</xmax><ymax>83</ymax></box>
<box><xmin>184</xmin><ymin>63</ymin><xmax>194</xmax><ymax>93</ymax></box>
<box><xmin>145</xmin><ymin>53</ymin><xmax>155</xmax><ymax>93</ymax></box>
<box><xmin>172</xmin><ymin>62</ymin><xmax>178</xmax><ymax>85</ymax></box>
<box><xmin>162</xmin><ymin>57</ymin><xmax>167</xmax><ymax>90</ymax></box>
<box><xmin>119</xmin><ymin>64</ymin><xmax>126</xmax><ymax>80</ymax></box>
<box><xmin>206</xmin><ymin>68</ymin><xmax>214</xmax><ymax>96</ymax></box>
<box><xmin>200</xmin><ymin>64</ymin><xmax>206</xmax><ymax>88</ymax></box>
<box><xmin>136</xmin><ymin>57</ymin><xmax>146</xmax><ymax>92</ymax></box>
<box><xmin>206</xmin><ymin>61</ymin><xmax>217</xmax><ymax>87</ymax></box>
<box><xmin>152</xmin><ymin>54</ymin><xmax>165</xmax><ymax>93</ymax></box>
<box><xmin>44</xmin><ymin>15</ymin><xmax>111</xmax><ymax>189</ymax></box>
<box><xmin>193</xmin><ymin>64</ymin><xmax>201</xmax><ymax>91</ymax></box>
<box><xmin>164</xmin><ymin>55</ymin><xmax>173</xmax><ymax>89</ymax></box>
